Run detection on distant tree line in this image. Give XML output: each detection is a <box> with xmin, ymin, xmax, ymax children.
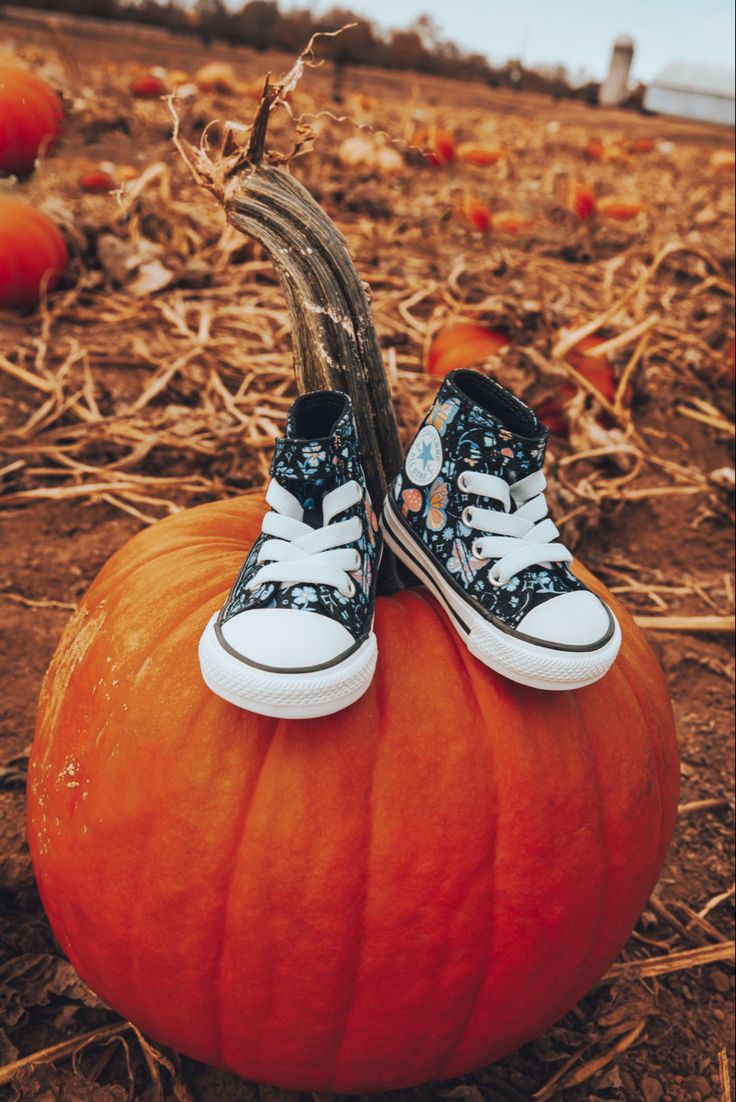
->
<box><xmin>9</xmin><ymin>0</ymin><xmax>612</xmax><ymax>102</ymax></box>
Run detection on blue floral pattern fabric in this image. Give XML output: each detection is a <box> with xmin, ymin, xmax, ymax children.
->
<box><xmin>221</xmin><ymin>396</ymin><xmax>381</xmax><ymax>641</ymax></box>
<box><xmin>392</xmin><ymin>370</ymin><xmax>587</xmax><ymax>628</ymax></box>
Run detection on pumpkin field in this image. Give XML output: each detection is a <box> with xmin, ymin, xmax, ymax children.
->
<box><xmin>0</xmin><ymin>9</ymin><xmax>735</xmax><ymax>1102</ymax></box>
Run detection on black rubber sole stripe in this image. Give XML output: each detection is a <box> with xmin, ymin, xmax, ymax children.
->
<box><xmin>382</xmin><ymin>493</ymin><xmax>616</xmax><ymax>654</ymax></box>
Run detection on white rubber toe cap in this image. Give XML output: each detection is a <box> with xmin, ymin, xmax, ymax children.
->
<box><xmin>219</xmin><ymin>608</ymin><xmax>357</xmax><ymax>670</ymax></box>
<box><xmin>516</xmin><ymin>590</ymin><xmax>612</xmax><ymax>648</ymax></box>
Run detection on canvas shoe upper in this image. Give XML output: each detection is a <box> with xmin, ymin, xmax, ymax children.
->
<box><xmin>381</xmin><ymin>369</ymin><xmax>621</xmax><ymax>690</ymax></box>
<box><xmin>199</xmin><ymin>390</ymin><xmax>381</xmax><ymax>718</ymax></box>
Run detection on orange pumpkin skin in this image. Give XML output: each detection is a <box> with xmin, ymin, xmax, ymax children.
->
<box><xmin>79</xmin><ymin>169</ymin><xmax>116</xmax><ymax>193</ymax></box>
<box><xmin>130</xmin><ymin>74</ymin><xmax>167</xmax><ymax>99</ymax></box>
<box><xmin>0</xmin><ymin>66</ymin><xmax>62</xmax><ymax>176</ymax></box>
<box><xmin>413</xmin><ymin>127</ymin><xmax>456</xmax><ymax>167</ymax></box>
<box><xmin>492</xmin><ymin>210</ymin><xmax>534</xmax><ymax>235</ymax></box>
<box><xmin>0</xmin><ymin>199</ymin><xmax>68</xmax><ymax>309</ymax></box>
<box><xmin>428</xmin><ymin>322</ymin><xmax>509</xmax><ymax>377</ymax></box>
<box><xmin>28</xmin><ymin>495</ymin><xmax>678</xmax><ymax>1092</ymax></box>
<box><xmin>454</xmin><ymin>194</ymin><xmax>493</xmax><ymax>234</ymax></box>
<box><xmin>457</xmin><ymin>142</ymin><xmax>504</xmax><ymax>167</ymax></box>
<box><xmin>598</xmin><ymin>197</ymin><xmax>644</xmax><ymax>221</ymax></box>
<box><xmin>572</xmin><ymin>182</ymin><xmax>596</xmax><ymax>221</ymax></box>
<box><xmin>538</xmin><ymin>336</ymin><xmax>623</xmax><ymax>437</ymax></box>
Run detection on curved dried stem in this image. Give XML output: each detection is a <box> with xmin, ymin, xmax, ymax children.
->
<box><xmin>224</xmin><ymin>164</ymin><xmax>403</xmax><ymax>504</ymax></box>
<box><xmin>181</xmin><ymin>78</ymin><xmax>406</xmax><ymax>587</ymax></box>
<box><xmin>218</xmin><ymin>111</ymin><xmax>404</xmax><ymax>518</ymax></box>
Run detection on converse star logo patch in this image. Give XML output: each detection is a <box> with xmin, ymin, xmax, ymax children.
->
<box><xmin>406</xmin><ymin>425</ymin><xmax>442</xmax><ymax>485</ymax></box>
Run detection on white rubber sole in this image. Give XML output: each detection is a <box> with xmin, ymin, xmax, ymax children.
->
<box><xmin>382</xmin><ymin>496</ymin><xmax>621</xmax><ymax>691</ymax></box>
<box><xmin>198</xmin><ymin>613</ymin><xmax>378</xmax><ymax>719</ymax></box>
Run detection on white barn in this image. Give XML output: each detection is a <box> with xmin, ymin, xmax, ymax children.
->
<box><xmin>644</xmin><ymin>62</ymin><xmax>735</xmax><ymax>127</ymax></box>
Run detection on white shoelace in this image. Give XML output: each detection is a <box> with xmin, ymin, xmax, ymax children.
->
<box><xmin>458</xmin><ymin>468</ymin><xmax>573</xmax><ymax>585</ymax></box>
<box><xmin>246</xmin><ymin>478</ymin><xmax>363</xmax><ymax>598</ymax></box>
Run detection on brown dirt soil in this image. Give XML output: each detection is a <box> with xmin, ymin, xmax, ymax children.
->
<box><xmin>0</xmin><ymin>9</ymin><xmax>734</xmax><ymax>1102</ymax></box>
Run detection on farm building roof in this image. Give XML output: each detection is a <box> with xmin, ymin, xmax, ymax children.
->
<box><xmin>649</xmin><ymin>61</ymin><xmax>735</xmax><ymax>100</ymax></box>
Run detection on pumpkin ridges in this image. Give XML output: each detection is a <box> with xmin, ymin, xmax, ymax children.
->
<box><xmin>67</xmin><ymin>542</ymin><xmax>661</xmax><ymax>1084</ymax></box>
<box><xmin>19</xmin><ymin>204</ymin><xmax>68</xmax><ymax>269</ymax></box>
<box><xmin>614</xmin><ymin>630</ymin><xmax>677</xmax><ymax>870</ymax></box>
<box><xmin>325</xmin><ymin>590</ymin><xmax>496</xmax><ymax>1089</ymax></box>
<box><xmin>408</xmin><ymin>586</ymin><xmax>500</xmax><ymax>1074</ymax></box>
<box><xmin>28</xmin><ymin>494</ymin><xmax>679</xmax><ymax>1091</ymax></box>
<box><xmin>327</xmin><ymin>635</ymin><xmax>382</xmax><ymax>1078</ymax></box>
<box><xmin>535</xmin><ymin>685</ymin><xmax>612</xmax><ymax>1033</ymax></box>
<box><xmin>39</xmin><ymin>593</ymin><xmax>280</xmax><ymax>1061</ymax></box>
<box><xmin>438</xmin><ymin>633</ymin><xmax>666</xmax><ymax>1078</ymax></box>
<box><xmin>10</xmin><ymin>68</ymin><xmax>62</xmax><ymax>119</ymax></box>
<box><xmin>218</xmin><ymin>691</ymin><xmax>384</xmax><ymax>1084</ymax></box>
<box><xmin>552</xmin><ymin>651</ymin><xmax>665</xmax><ymax>994</ymax></box>
<box><xmin>443</xmin><ymin>684</ymin><xmax>601</xmax><ymax>1070</ymax></box>
<box><xmin>212</xmin><ymin>718</ymin><xmax>276</xmax><ymax>1065</ymax></box>
<box><xmin>584</xmin><ymin>578</ymin><xmax>678</xmax><ymax>870</ymax></box>
<box><xmin>0</xmin><ymin>66</ymin><xmax>62</xmax><ymax>174</ymax></box>
<box><xmin>0</xmin><ymin>199</ymin><xmax>67</xmax><ymax>307</ymax></box>
<box><xmin>525</xmin><ymin>654</ymin><xmax>660</xmax><ymax>1039</ymax></box>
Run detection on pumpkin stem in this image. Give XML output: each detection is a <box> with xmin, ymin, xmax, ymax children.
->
<box><xmin>219</xmin><ymin>85</ymin><xmax>406</xmax><ymax>593</ymax></box>
<box><xmin>243</xmin><ymin>76</ymin><xmax>276</xmax><ymax>166</ymax></box>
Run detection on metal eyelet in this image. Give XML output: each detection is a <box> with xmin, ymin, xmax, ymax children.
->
<box><xmin>462</xmin><ymin>506</ymin><xmax>474</xmax><ymax>527</ymax></box>
<box><xmin>472</xmin><ymin>540</ymin><xmax>484</xmax><ymax>558</ymax></box>
<box><xmin>341</xmin><ymin>579</ymin><xmax>356</xmax><ymax>599</ymax></box>
<box><xmin>457</xmin><ymin>471</ymin><xmax>471</xmax><ymax>492</ymax></box>
<box><xmin>488</xmin><ymin>570</ymin><xmax>505</xmax><ymax>587</ymax></box>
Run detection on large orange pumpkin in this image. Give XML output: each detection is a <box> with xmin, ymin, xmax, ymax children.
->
<box><xmin>28</xmin><ymin>493</ymin><xmax>679</xmax><ymax>1092</ymax></box>
<box><xmin>0</xmin><ymin>198</ymin><xmax>67</xmax><ymax>309</ymax></box>
<box><xmin>0</xmin><ymin>65</ymin><xmax>63</xmax><ymax>176</ymax></box>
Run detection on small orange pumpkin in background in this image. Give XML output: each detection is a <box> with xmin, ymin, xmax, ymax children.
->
<box><xmin>571</xmin><ymin>182</ymin><xmax>596</xmax><ymax>220</ymax></box>
<box><xmin>492</xmin><ymin>209</ymin><xmax>535</xmax><ymax>235</ymax></box>
<box><xmin>427</xmin><ymin>321</ymin><xmax>509</xmax><ymax>377</ymax></box>
<box><xmin>537</xmin><ymin>335</ymin><xmax>618</xmax><ymax>436</ymax></box>
<box><xmin>454</xmin><ymin>193</ymin><xmax>493</xmax><ymax>233</ymax></box>
<box><xmin>585</xmin><ymin>137</ymin><xmax>605</xmax><ymax>161</ymax></box>
<box><xmin>630</xmin><ymin>135</ymin><xmax>654</xmax><ymax>154</ymax></box>
<box><xmin>0</xmin><ymin>198</ymin><xmax>67</xmax><ymax>309</ymax></box>
<box><xmin>597</xmin><ymin>197</ymin><xmax>644</xmax><ymax>221</ymax></box>
<box><xmin>413</xmin><ymin>125</ymin><xmax>456</xmax><ymax>166</ymax></box>
<box><xmin>28</xmin><ymin>492</ymin><xmax>679</xmax><ymax>1092</ymax></box>
<box><xmin>710</xmin><ymin>149</ymin><xmax>735</xmax><ymax>174</ymax></box>
<box><xmin>456</xmin><ymin>141</ymin><xmax>505</xmax><ymax>167</ymax></box>
<box><xmin>0</xmin><ymin>64</ymin><xmax>63</xmax><ymax>176</ymax></box>
<box><xmin>79</xmin><ymin>167</ymin><xmax>116</xmax><ymax>193</ymax></box>
<box><xmin>130</xmin><ymin>73</ymin><xmax>167</xmax><ymax>99</ymax></box>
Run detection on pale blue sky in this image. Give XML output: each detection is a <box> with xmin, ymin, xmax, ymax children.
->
<box><xmin>287</xmin><ymin>0</ymin><xmax>735</xmax><ymax>82</ymax></box>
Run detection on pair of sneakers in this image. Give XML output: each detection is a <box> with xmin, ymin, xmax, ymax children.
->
<box><xmin>199</xmin><ymin>370</ymin><xmax>621</xmax><ymax>718</ymax></box>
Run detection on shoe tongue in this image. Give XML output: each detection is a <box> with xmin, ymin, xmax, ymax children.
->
<box><xmin>443</xmin><ymin>370</ymin><xmax>548</xmax><ymax>483</ymax></box>
<box><xmin>271</xmin><ymin>434</ymin><xmax>342</xmax><ymax>512</ymax></box>
<box><xmin>272</xmin><ymin>391</ymin><xmax>359</xmax><ymax>512</ymax></box>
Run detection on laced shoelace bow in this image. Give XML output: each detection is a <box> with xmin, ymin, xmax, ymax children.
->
<box><xmin>246</xmin><ymin>478</ymin><xmax>363</xmax><ymax>598</ymax></box>
<box><xmin>457</xmin><ymin>468</ymin><xmax>573</xmax><ymax>585</ymax></box>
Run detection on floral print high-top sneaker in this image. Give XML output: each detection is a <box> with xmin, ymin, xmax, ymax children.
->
<box><xmin>381</xmin><ymin>369</ymin><xmax>621</xmax><ymax>690</ymax></box>
<box><xmin>199</xmin><ymin>390</ymin><xmax>381</xmax><ymax>718</ymax></box>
